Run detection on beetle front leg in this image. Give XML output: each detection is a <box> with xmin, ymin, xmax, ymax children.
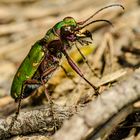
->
<box><xmin>63</xmin><ymin>49</ymin><xmax>99</xmax><ymax>94</ymax></box>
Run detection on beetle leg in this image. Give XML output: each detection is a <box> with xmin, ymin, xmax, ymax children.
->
<box><xmin>63</xmin><ymin>49</ymin><xmax>99</xmax><ymax>94</ymax></box>
<box><xmin>78</xmin><ymin>39</ymin><xmax>92</xmax><ymax>45</ymax></box>
<box><xmin>42</xmin><ymin>66</ymin><xmax>57</xmax><ymax>79</ymax></box>
<box><xmin>8</xmin><ymin>98</ymin><xmax>22</xmax><ymax>136</ymax></box>
<box><xmin>41</xmin><ymin>80</ymin><xmax>58</xmax><ymax>132</ymax></box>
<box><xmin>60</xmin><ymin>65</ymin><xmax>71</xmax><ymax>77</ymax></box>
<box><xmin>75</xmin><ymin>42</ymin><xmax>100</xmax><ymax>78</ymax></box>
<box><xmin>40</xmin><ymin>66</ymin><xmax>57</xmax><ymax>104</ymax></box>
<box><xmin>24</xmin><ymin>79</ymin><xmax>40</xmax><ymax>84</ymax></box>
<box><xmin>8</xmin><ymin>81</ymin><xmax>27</xmax><ymax>135</ymax></box>
<box><xmin>41</xmin><ymin>68</ymin><xmax>58</xmax><ymax>132</ymax></box>
<box><xmin>8</xmin><ymin>79</ymin><xmax>41</xmax><ymax>134</ymax></box>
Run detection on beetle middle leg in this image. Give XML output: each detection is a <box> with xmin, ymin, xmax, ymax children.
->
<box><xmin>75</xmin><ymin>42</ymin><xmax>100</xmax><ymax>78</ymax></box>
<box><xmin>40</xmin><ymin>66</ymin><xmax>59</xmax><ymax>132</ymax></box>
<box><xmin>41</xmin><ymin>79</ymin><xmax>58</xmax><ymax>132</ymax></box>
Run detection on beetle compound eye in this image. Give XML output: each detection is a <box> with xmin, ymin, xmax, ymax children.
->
<box><xmin>65</xmin><ymin>26</ymin><xmax>70</xmax><ymax>31</ymax></box>
<box><xmin>60</xmin><ymin>26</ymin><xmax>76</xmax><ymax>42</ymax></box>
<box><xmin>61</xmin><ymin>26</ymin><xmax>71</xmax><ymax>37</ymax></box>
<box><xmin>62</xmin><ymin>26</ymin><xmax>71</xmax><ymax>33</ymax></box>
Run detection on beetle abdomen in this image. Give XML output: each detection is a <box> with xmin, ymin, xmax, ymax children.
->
<box><xmin>22</xmin><ymin>84</ymin><xmax>41</xmax><ymax>99</ymax></box>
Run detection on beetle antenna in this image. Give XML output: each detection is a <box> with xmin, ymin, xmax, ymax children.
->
<box><xmin>78</xmin><ymin>4</ymin><xmax>124</xmax><ymax>25</ymax></box>
<box><xmin>76</xmin><ymin>19</ymin><xmax>113</xmax><ymax>31</ymax></box>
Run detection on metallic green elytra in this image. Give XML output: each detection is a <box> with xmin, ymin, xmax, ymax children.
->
<box><xmin>11</xmin><ymin>42</ymin><xmax>45</xmax><ymax>99</ymax></box>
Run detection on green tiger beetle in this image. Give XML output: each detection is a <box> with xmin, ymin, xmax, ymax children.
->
<box><xmin>9</xmin><ymin>4</ymin><xmax>124</xmax><ymax>134</ymax></box>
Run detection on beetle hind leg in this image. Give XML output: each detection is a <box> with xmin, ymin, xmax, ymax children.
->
<box><xmin>41</xmin><ymin>79</ymin><xmax>58</xmax><ymax>132</ymax></box>
<box><xmin>8</xmin><ymin>79</ymin><xmax>41</xmax><ymax>136</ymax></box>
<box><xmin>7</xmin><ymin>96</ymin><xmax>22</xmax><ymax>137</ymax></box>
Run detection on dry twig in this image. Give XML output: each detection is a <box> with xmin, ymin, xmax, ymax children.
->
<box><xmin>0</xmin><ymin>105</ymin><xmax>78</xmax><ymax>139</ymax></box>
<box><xmin>53</xmin><ymin>68</ymin><xmax>140</xmax><ymax>140</ymax></box>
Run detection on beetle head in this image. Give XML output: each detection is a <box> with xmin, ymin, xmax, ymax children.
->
<box><xmin>60</xmin><ymin>4</ymin><xmax>124</xmax><ymax>43</ymax></box>
<box><xmin>60</xmin><ymin>17</ymin><xmax>77</xmax><ymax>42</ymax></box>
<box><xmin>59</xmin><ymin>17</ymin><xmax>92</xmax><ymax>42</ymax></box>
<box><xmin>56</xmin><ymin>4</ymin><xmax>124</xmax><ymax>45</ymax></box>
